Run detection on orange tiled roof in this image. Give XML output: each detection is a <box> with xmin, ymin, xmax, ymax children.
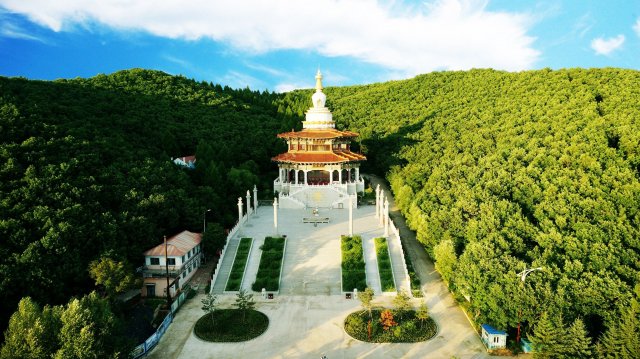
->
<box><xmin>272</xmin><ymin>150</ymin><xmax>366</xmax><ymax>164</ymax></box>
<box><xmin>143</xmin><ymin>230</ymin><xmax>202</xmax><ymax>257</ymax></box>
<box><xmin>277</xmin><ymin>129</ymin><xmax>359</xmax><ymax>139</ymax></box>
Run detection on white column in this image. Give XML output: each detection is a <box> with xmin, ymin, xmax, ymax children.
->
<box><xmin>273</xmin><ymin>197</ymin><xmax>279</xmax><ymax>235</ymax></box>
<box><xmin>339</xmin><ymin>169</ymin><xmax>342</xmax><ymax>183</ymax></box>
<box><xmin>246</xmin><ymin>190</ymin><xmax>252</xmax><ymax>217</ymax></box>
<box><xmin>384</xmin><ymin>197</ymin><xmax>389</xmax><ymax>237</ymax></box>
<box><xmin>355</xmin><ymin>167</ymin><xmax>360</xmax><ymax>181</ymax></box>
<box><xmin>375</xmin><ymin>184</ymin><xmax>380</xmax><ymax>218</ymax></box>
<box><xmin>304</xmin><ymin>171</ymin><xmax>308</xmax><ymax>185</ymax></box>
<box><xmin>237</xmin><ymin>197</ymin><xmax>243</xmax><ymax>225</ymax></box>
<box><xmin>253</xmin><ymin>185</ymin><xmax>258</xmax><ymax>215</ymax></box>
<box><xmin>294</xmin><ymin>170</ymin><xmax>298</xmax><ymax>184</ymax></box>
<box><xmin>379</xmin><ymin>191</ymin><xmax>384</xmax><ymax>227</ymax></box>
<box><xmin>348</xmin><ymin>194</ymin><xmax>354</xmax><ymax>236</ymax></box>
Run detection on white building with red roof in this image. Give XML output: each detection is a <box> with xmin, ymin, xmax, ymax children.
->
<box><xmin>272</xmin><ymin>71</ymin><xmax>366</xmax><ymax>208</ymax></box>
<box><xmin>141</xmin><ymin>230</ymin><xmax>202</xmax><ymax>298</ymax></box>
<box><xmin>173</xmin><ymin>155</ymin><xmax>196</xmax><ymax>169</ymax></box>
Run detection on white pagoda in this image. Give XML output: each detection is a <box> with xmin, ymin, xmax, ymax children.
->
<box><xmin>273</xmin><ymin>71</ymin><xmax>366</xmax><ymax>208</ymax></box>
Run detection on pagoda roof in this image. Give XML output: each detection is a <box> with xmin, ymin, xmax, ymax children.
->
<box><xmin>272</xmin><ymin>150</ymin><xmax>366</xmax><ymax>164</ymax></box>
<box><xmin>277</xmin><ymin>128</ymin><xmax>359</xmax><ymax>139</ymax></box>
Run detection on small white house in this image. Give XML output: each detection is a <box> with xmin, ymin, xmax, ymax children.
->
<box><xmin>142</xmin><ymin>230</ymin><xmax>202</xmax><ymax>298</ymax></box>
<box><xmin>481</xmin><ymin>323</ymin><xmax>507</xmax><ymax>350</ymax></box>
<box><xmin>173</xmin><ymin>155</ymin><xmax>196</xmax><ymax>169</ymax></box>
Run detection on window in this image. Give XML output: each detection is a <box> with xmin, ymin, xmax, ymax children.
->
<box><xmin>167</xmin><ymin>258</ymin><xmax>176</xmax><ymax>265</ymax></box>
<box><xmin>149</xmin><ymin>257</ymin><xmax>160</xmax><ymax>265</ymax></box>
<box><xmin>493</xmin><ymin>336</ymin><xmax>499</xmax><ymax>343</ymax></box>
<box><xmin>188</xmin><ymin>250</ymin><xmax>192</xmax><ymax>259</ymax></box>
<box><xmin>181</xmin><ymin>255</ymin><xmax>185</xmax><ymax>263</ymax></box>
<box><xmin>182</xmin><ymin>272</ymin><xmax>186</xmax><ymax>279</ymax></box>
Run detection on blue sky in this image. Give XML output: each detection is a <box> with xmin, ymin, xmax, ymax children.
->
<box><xmin>1</xmin><ymin>1</ymin><xmax>639</xmax><ymax>92</ymax></box>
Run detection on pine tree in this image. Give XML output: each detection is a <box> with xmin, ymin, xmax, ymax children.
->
<box><xmin>561</xmin><ymin>318</ymin><xmax>592</xmax><ymax>359</ymax></box>
<box><xmin>530</xmin><ymin>312</ymin><xmax>563</xmax><ymax>359</ymax></box>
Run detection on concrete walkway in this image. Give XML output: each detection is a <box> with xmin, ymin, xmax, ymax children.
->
<box><xmin>147</xmin><ymin>182</ymin><xmax>491</xmax><ymax>359</ymax></box>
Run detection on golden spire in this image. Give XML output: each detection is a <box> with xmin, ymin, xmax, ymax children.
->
<box><xmin>315</xmin><ymin>69</ymin><xmax>323</xmax><ymax>92</ymax></box>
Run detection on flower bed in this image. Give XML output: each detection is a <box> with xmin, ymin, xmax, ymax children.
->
<box><xmin>341</xmin><ymin>235</ymin><xmax>367</xmax><ymax>292</ymax></box>
<box><xmin>225</xmin><ymin>237</ymin><xmax>252</xmax><ymax>291</ymax></box>
<box><xmin>251</xmin><ymin>236</ymin><xmax>285</xmax><ymax>291</ymax></box>
<box><xmin>374</xmin><ymin>237</ymin><xmax>396</xmax><ymax>292</ymax></box>
<box><xmin>344</xmin><ymin>309</ymin><xmax>437</xmax><ymax>343</ymax></box>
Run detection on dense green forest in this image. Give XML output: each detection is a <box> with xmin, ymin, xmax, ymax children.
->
<box><xmin>1</xmin><ymin>68</ymin><xmax>639</xmax><ymax>356</ymax></box>
<box><xmin>0</xmin><ymin>69</ymin><xmax>302</xmax><ymax>352</ymax></box>
<box><xmin>280</xmin><ymin>68</ymin><xmax>640</xmax><ymax>354</ymax></box>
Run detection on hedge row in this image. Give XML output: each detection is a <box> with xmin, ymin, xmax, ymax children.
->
<box><xmin>341</xmin><ymin>235</ymin><xmax>367</xmax><ymax>292</ymax></box>
<box><xmin>225</xmin><ymin>237</ymin><xmax>252</xmax><ymax>291</ymax></box>
<box><xmin>374</xmin><ymin>237</ymin><xmax>396</xmax><ymax>292</ymax></box>
<box><xmin>252</xmin><ymin>236</ymin><xmax>285</xmax><ymax>291</ymax></box>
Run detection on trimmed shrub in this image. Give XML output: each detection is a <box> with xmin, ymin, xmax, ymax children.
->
<box><xmin>225</xmin><ymin>238</ymin><xmax>252</xmax><ymax>291</ymax></box>
<box><xmin>194</xmin><ymin>309</ymin><xmax>269</xmax><ymax>342</ymax></box>
<box><xmin>374</xmin><ymin>237</ymin><xmax>395</xmax><ymax>292</ymax></box>
<box><xmin>252</xmin><ymin>236</ymin><xmax>285</xmax><ymax>291</ymax></box>
<box><xmin>341</xmin><ymin>235</ymin><xmax>367</xmax><ymax>291</ymax></box>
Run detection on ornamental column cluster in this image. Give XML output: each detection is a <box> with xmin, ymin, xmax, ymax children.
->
<box><xmin>237</xmin><ymin>186</ymin><xmax>260</xmax><ymax>227</ymax></box>
<box><xmin>375</xmin><ymin>184</ymin><xmax>390</xmax><ymax>237</ymax></box>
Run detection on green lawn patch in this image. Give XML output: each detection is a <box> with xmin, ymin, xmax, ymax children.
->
<box><xmin>344</xmin><ymin>309</ymin><xmax>437</xmax><ymax>343</ymax></box>
<box><xmin>225</xmin><ymin>237</ymin><xmax>252</xmax><ymax>291</ymax></box>
<box><xmin>374</xmin><ymin>237</ymin><xmax>396</xmax><ymax>292</ymax></box>
<box><xmin>194</xmin><ymin>309</ymin><xmax>269</xmax><ymax>342</ymax></box>
<box><xmin>251</xmin><ymin>236</ymin><xmax>285</xmax><ymax>291</ymax></box>
<box><xmin>400</xmin><ymin>240</ymin><xmax>423</xmax><ymax>297</ymax></box>
<box><xmin>341</xmin><ymin>235</ymin><xmax>367</xmax><ymax>292</ymax></box>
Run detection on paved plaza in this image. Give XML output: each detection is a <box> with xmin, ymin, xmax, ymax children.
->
<box><xmin>148</xmin><ymin>182</ymin><xmax>492</xmax><ymax>358</ymax></box>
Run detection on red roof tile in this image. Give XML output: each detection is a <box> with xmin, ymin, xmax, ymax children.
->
<box><xmin>272</xmin><ymin>150</ymin><xmax>366</xmax><ymax>164</ymax></box>
<box><xmin>143</xmin><ymin>230</ymin><xmax>202</xmax><ymax>257</ymax></box>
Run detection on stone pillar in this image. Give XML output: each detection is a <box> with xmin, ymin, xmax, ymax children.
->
<box><xmin>294</xmin><ymin>170</ymin><xmax>298</xmax><ymax>184</ymax></box>
<box><xmin>379</xmin><ymin>192</ymin><xmax>384</xmax><ymax>227</ymax></box>
<box><xmin>384</xmin><ymin>197</ymin><xmax>389</xmax><ymax>237</ymax></box>
<box><xmin>304</xmin><ymin>171</ymin><xmax>308</xmax><ymax>185</ymax></box>
<box><xmin>339</xmin><ymin>169</ymin><xmax>342</xmax><ymax>183</ymax></box>
<box><xmin>375</xmin><ymin>185</ymin><xmax>380</xmax><ymax>218</ymax></box>
<box><xmin>246</xmin><ymin>190</ymin><xmax>252</xmax><ymax>218</ymax></box>
<box><xmin>348</xmin><ymin>194</ymin><xmax>354</xmax><ymax>236</ymax></box>
<box><xmin>237</xmin><ymin>197</ymin><xmax>243</xmax><ymax>225</ymax></box>
<box><xmin>253</xmin><ymin>185</ymin><xmax>258</xmax><ymax>215</ymax></box>
<box><xmin>355</xmin><ymin>167</ymin><xmax>360</xmax><ymax>182</ymax></box>
<box><xmin>273</xmin><ymin>197</ymin><xmax>279</xmax><ymax>235</ymax></box>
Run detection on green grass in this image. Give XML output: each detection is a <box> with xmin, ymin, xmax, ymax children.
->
<box><xmin>374</xmin><ymin>237</ymin><xmax>396</xmax><ymax>292</ymax></box>
<box><xmin>341</xmin><ymin>235</ymin><xmax>367</xmax><ymax>292</ymax></box>
<box><xmin>252</xmin><ymin>236</ymin><xmax>285</xmax><ymax>291</ymax></box>
<box><xmin>344</xmin><ymin>309</ymin><xmax>437</xmax><ymax>343</ymax></box>
<box><xmin>225</xmin><ymin>238</ymin><xmax>252</xmax><ymax>291</ymax></box>
<box><xmin>194</xmin><ymin>309</ymin><xmax>269</xmax><ymax>342</ymax></box>
<box><xmin>399</xmin><ymin>240</ymin><xmax>423</xmax><ymax>297</ymax></box>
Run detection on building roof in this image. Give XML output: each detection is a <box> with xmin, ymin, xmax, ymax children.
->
<box><xmin>143</xmin><ymin>230</ymin><xmax>202</xmax><ymax>257</ymax></box>
<box><xmin>175</xmin><ymin>155</ymin><xmax>196</xmax><ymax>163</ymax></box>
<box><xmin>277</xmin><ymin>129</ymin><xmax>359</xmax><ymax>139</ymax></box>
<box><xmin>481</xmin><ymin>324</ymin><xmax>506</xmax><ymax>335</ymax></box>
<box><xmin>272</xmin><ymin>150</ymin><xmax>366</xmax><ymax>164</ymax></box>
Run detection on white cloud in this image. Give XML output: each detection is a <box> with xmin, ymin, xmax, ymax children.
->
<box><xmin>0</xmin><ymin>10</ymin><xmax>46</xmax><ymax>42</ymax></box>
<box><xmin>0</xmin><ymin>0</ymin><xmax>540</xmax><ymax>75</ymax></box>
<box><xmin>633</xmin><ymin>18</ymin><xmax>640</xmax><ymax>38</ymax></box>
<box><xmin>590</xmin><ymin>35</ymin><xmax>625</xmax><ymax>56</ymax></box>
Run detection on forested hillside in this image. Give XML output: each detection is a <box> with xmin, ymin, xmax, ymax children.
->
<box><xmin>2</xmin><ymin>68</ymin><xmax>639</xmax><ymax>355</ymax></box>
<box><xmin>281</xmin><ymin>68</ymin><xmax>640</xmax><ymax>351</ymax></box>
<box><xmin>0</xmin><ymin>69</ymin><xmax>302</xmax><ymax>342</ymax></box>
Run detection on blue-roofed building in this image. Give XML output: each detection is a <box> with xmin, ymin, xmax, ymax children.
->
<box><xmin>481</xmin><ymin>323</ymin><xmax>507</xmax><ymax>350</ymax></box>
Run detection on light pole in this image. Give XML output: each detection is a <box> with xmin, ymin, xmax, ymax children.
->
<box><xmin>516</xmin><ymin>267</ymin><xmax>543</xmax><ymax>345</ymax></box>
<box><xmin>203</xmin><ymin>209</ymin><xmax>211</xmax><ymax>233</ymax></box>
